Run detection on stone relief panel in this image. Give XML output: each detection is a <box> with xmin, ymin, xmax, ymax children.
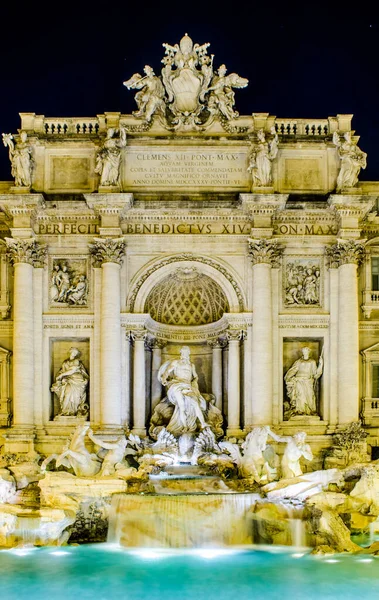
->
<box><xmin>49</xmin><ymin>257</ymin><xmax>89</xmax><ymax>309</ymax></box>
<box><xmin>283</xmin><ymin>257</ymin><xmax>322</xmax><ymax>309</ymax></box>
<box><xmin>283</xmin><ymin>338</ymin><xmax>324</xmax><ymax>421</ymax></box>
<box><xmin>50</xmin><ymin>157</ymin><xmax>91</xmax><ymax>190</ymax></box>
<box><xmin>50</xmin><ymin>339</ymin><xmax>90</xmax><ymax>421</ymax></box>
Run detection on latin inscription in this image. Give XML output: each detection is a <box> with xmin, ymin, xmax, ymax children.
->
<box><xmin>124</xmin><ymin>148</ymin><xmax>249</xmax><ymax>189</ymax></box>
<box><xmin>36</xmin><ymin>223</ymin><xmax>99</xmax><ymax>235</ymax></box>
<box><xmin>274</xmin><ymin>223</ymin><xmax>337</xmax><ymax>235</ymax></box>
<box><xmin>123</xmin><ymin>223</ymin><xmax>251</xmax><ymax>234</ymax></box>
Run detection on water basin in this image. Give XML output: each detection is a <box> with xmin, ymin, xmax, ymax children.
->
<box><xmin>1</xmin><ymin>544</ymin><xmax>379</xmax><ymax>600</ymax></box>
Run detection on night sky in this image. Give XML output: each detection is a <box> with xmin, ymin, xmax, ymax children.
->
<box><xmin>1</xmin><ymin>3</ymin><xmax>379</xmax><ymax>182</ymax></box>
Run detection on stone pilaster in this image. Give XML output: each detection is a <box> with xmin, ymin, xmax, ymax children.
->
<box><xmin>89</xmin><ymin>237</ymin><xmax>126</xmax><ymax>429</ymax></box>
<box><xmin>248</xmin><ymin>238</ymin><xmax>282</xmax><ymax>425</ymax></box>
<box><xmin>149</xmin><ymin>338</ymin><xmax>165</xmax><ymax>410</ymax></box>
<box><xmin>208</xmin><ymin>338</ymin><xmax>225</xmax><ymax>412</ymax></box>
<box><xmin>85</xmin><ymin>194</ymin><xmax>133</xmax><ymax>237</ymax></box>
<box><xmin>326</xmin><ymin>240</ymin><xmax>365</xmax><ymax>424</ymax></box>
<box><xmin>130</xmin><ymin>328</ymin><xmax>147</xmax><ymax>436</ymax></box>
<box><xmin>226</xmin><ymin>329</ymin><xmax>244</xmax><ymax>436</ymax></box>
<box><xmin>5</xmin><ymin>238</ymin><xmax>46</xmax><ymax>430</ymax></box>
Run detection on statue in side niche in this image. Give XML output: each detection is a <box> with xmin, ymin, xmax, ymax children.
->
<box><xmin>157</xmin><ymin>346</ymin><xmax>209</xmax><ymax>436</ymax></box>
<box><xmin>124</xmin><ymin>65</ymin><xmax>166</xmax><ymax>122</ymax></box>
<box><xmin>51</xmin><ymin>348</ymin><xmax>89</xmax><ymax>417</ymax></box>
<box><xmin>95</xmin><ymin>127</ymin><xmax>127</xmax><ymax>187</ymax></box>
<box><xmin>207</xmin><ymin>64</ymin><xmax>248</xmax><ymax>120</ymax></box>
<box><xmin>333</xmin><ymin>131</ymin><xmax>367</xmax><ymax>191</ymax></box>
<box><xmin>2</xmin><ymin>131</ymin><xmax>33</xmax><ymax>187</ymax></box>
<box><xmin>248</xmin><ymin>127</ymin><xmax>279</xmax><ymax>187</ymax></box>
<box><xmin>284</xmin><ymin>347</ymin><xmax>323</xmax><ymax>417</ymax></box>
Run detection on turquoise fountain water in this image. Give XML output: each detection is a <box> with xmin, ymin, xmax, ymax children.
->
<box><xmin>1</xmin><ymin>544</ymin><xmax>379</xmax><ymax>600</ymax></box>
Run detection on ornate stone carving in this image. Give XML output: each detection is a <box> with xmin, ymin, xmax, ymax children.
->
<box><xmin>130</xmin><ymin>328</ymin><xmax>147</xmax><ymax>343</ymax></box>
<box><xmin>145</xmin><ymin>267</ymin><xmax>229</xmax><ymax>326</ymax></box>
<box><xmin>124</xmin><ymin>33</ymin><xmax>248</xmax><ymax>131</ymax></box>
<box><xmin>207</xmin><ymin>338</ymin><xmax>227</xmax><ymax>349</ymax></box>
<box><xmin>95</xmin><ymin>128</ymin><xmax>127</xmax><ymax>187</ymax></box>
<box><xmin>51</xmin><ymin>347</ymin><xmax>89</xmax><ymax>418</ymax></box>
<box><xmin>248</xmin><ymin>238</ymin><xmax>283</xmax><ymax>267</ymax></box>
<box><xmin>248</xmin><ymin>128</ymin><xmax>279</xmax><ymax>187</ymax></box>
<box><xmin>2</xmin><ymin>131</ymin><xmax>33</xmax><ymax>187</ymax></box>
<box><xmin>89</xmin><ymin>238</ymin><xmax>126</xmax><ymax>267</ymax></box>
<box><xmin>326</xmin><ymin>239</ymin><xmax>365</xmax><ymax>268</ymax></box>
<box><xmin>50</xmin><ymin>259</ymin><xmax>88</xmax><ymax>306</ymax></box>
<box><xmin>284</xmin><ymin>346</ymin><xmax>323</xmax><ymax>419</ymax></box>
<box><xmin>226</xmin><ymin>329</ymin><xmax>245</xmax><ymax>342</ymax></box>
<box><xmin>333</xmin><ymin>131</ymin><xmax>367</xmax><ymax>191</ymax></box>
<box><xmin>284</xmin><ymin>259</ymin><xmax>321</xmax><ymax>306</ymax></box>
<box><xmin>5</xmin><ymin>237</ymin><xmax>46</xmax><ymax>267</ymax></box>
<box><xmin>127</xmin><ymin>253</ymin><xmax>244</xmax><ymax>312</ymax></box>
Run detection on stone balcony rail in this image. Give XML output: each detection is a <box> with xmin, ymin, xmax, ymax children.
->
<box><xmin>361</xmin><ymin>290</ymin><xmax>379</xmax><ymax>319</ymax></box>
<box><xmin>274</xmin><ymin>119</ymin><xmax>331</xmax><ymax>136</ymax></box>
<box><xmin>361</xmin><ymin>397</ymin><xmax>379</xmax><ymax>426</ymax></box>
<box><xmin>18</xmin><ymin>112</ymin><xmax>353</xmax><ymax>138</ymax></box>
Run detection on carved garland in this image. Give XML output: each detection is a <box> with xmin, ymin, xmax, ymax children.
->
<box><xmin>127</xmin><ymin>253</ymin><xmax>245</xmax><ymax>312</ymax></box>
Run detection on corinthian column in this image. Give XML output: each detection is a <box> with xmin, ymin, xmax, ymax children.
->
<box><xmin>248</xmin><ymin>238</ymin><xmax>282</xmax><ymax>425</ymax></box>
<box><xmin>5</xmin><ymin>238</ymin><xmax>46</xmax><ymax>428</ymax></box>
<box><xmin>326</xmin><ymin>240</ymin><xmax>365</xmax><ymax>424</ymax></box>
<box><xmin>226</xmin><ymin>329</ymin><xmax>244</xmax><ymax>436</ymax></box>
<box><xmin>150</xmin><ymin>339</ymin><xmax>165</xmax><ymax>410</ymax></box>
<box><xmin>131</xmin><ymin>328</ymin><xmax>147</xmax><ymax>436</ymax></box>
<box><xmin>208</xmin><ymin>339</ymin><xmax>224</xmax><ymax>411</ymax></box>
<box><xmin>89</xmin><ymin>237</ymin><xmax>126</xmax><ymax>428</ymax></box>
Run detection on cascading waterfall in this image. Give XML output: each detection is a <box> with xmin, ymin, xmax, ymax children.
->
<box><xmin>108</xmin><ymin>493</ymin><xmax>259</xmax><ymax>548</ymax></box>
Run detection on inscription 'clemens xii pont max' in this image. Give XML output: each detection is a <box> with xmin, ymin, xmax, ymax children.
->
<box><xmin>124</xmin><ymin>148</ymin><xmax>249</xmax><ymax>189</ymax></box>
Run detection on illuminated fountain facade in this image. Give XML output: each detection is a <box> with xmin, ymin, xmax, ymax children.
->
<box><xmin>0</xmin><ymin>34</ymin><xmax>379</xmax><ymax>551</ymax></box>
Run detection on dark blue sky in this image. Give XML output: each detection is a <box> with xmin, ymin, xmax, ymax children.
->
<box><xmin>1</xmin><ymin>3</ymin><xmax>379</xmax><ymax>182</ymax></box>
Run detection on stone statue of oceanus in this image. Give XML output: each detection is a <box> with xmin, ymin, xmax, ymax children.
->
<box><xmin>123</xmin><ymin>33</ymin><xmax>249</xmax><ymax>131</ymax></box>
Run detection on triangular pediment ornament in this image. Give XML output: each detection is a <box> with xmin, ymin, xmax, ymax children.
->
<box><xmin>361</xmin><ymin>342</ymin><xmax>379</xmax><ymax>357</ymax></box>
<box><xmin>123</xmin><ymin>33</ymin><xmax>249</xmax><ymax>132</ymax></box>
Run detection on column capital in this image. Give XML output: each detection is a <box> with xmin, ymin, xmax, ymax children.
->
<box><xmin>89</xmin><ymin>237</ymin><xmax>126</xmax><ymax>267</ymax></box>
<box><xmin>248</xmin><ymin>238</ymin><xmax>283</xmax><ymax>267</ymax></box>
<box><xmin>326</xmin><ymin>239</ymin><xmax>365</xmax><ymax>268</ymax></box>
<box><xmin>208</xmin><ymin>337</ymin><xmax>227</xmax><ymax>349</ymax></box>
<box><xmin>5</xmin><ymin>237</ymin><xmax>46</xmax><ymax>267</ymax></box>
<box><xmin>130</xmin><ymin>328</ymin><xmax>147</xmax><ymax>343</ymax></box>
<box><xmin>226</xmin><ymin>329</ymin><xmax>246</xmax><ymax>342</ymax></box>
<box><xmin>149</xmin><ymin>338</ymin><xmax>166</xmax><ymax>350</ymax></box>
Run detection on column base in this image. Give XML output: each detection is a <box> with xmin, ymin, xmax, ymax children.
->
<box><xmin>91</xmin><ymin>425</ymin><xmax>125</xmax><ymax>438</ymax></box>
<box><xmin>3</xmin><ymin>427</ymin><xmax>37</xmax><ymax>455</ymax></box>
<box><xmin>131</xmin><ymin>427</ymin><xmax>147</xmax><ymax>437</ymax></box>
<box><xmin>226</xmin><ymin>428</ymin><xmax>244</xmax><ymax>438</ymax></box>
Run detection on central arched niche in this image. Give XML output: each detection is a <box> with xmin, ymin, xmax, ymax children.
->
<box><xmin>144</xmin><ymin>267</ymin><xmax>229</xmax><ymax>326</ymax></box>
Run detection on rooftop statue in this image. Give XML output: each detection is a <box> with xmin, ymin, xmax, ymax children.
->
<box><xmin>95</xmin><ymin>127</ymin><xmax>127</xmax><ymax>187</ymax></box>
<box><xmin>124</xmin><ymin>33</ymin><xmax>248</xmax><ymax>130</ymax></box>
<box><xmin>333</xmin><ymin>130</ymin><xmax>367</xmax><ymax>191</ymax></box>
<box><xmin>2</xmin><ymin>131</ymin><xmax>33</xmax><ymax>187</ymax></box>
<box><xmin>248</xmin><ymin>127</ymin><xmax>279</xmax><ymax>187</ymax></box>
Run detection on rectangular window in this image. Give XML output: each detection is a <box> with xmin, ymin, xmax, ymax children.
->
<box><xmin>372</xmin><ymin>365</ymin><xmax>379</xmax><ymax>397</ymax></box>
<box><xmin>372</xmin><ymin>257</ymin><xmax>379</xmax><ymax>290</ymax></box>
